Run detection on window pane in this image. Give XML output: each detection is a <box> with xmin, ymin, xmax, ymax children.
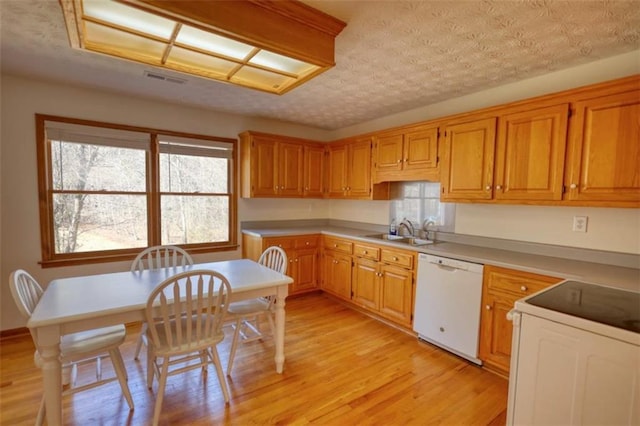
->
<box><xmin>51</xmin><ymin>141</ymin><xmax>146</xmax><ymax>191</ymax></box>
<box><xmin>159</xmin><ymin>153</ymin><xmax>228</xmax><ymax>193</ymax></box>
<box><xmin>161</xmin><ymin>195</ymin><xmax>229</xmax><ymax>244</ymax></box>
<box><xmin>53</xmin><ymin>194</ymin><xmax>147</xmax><ymax>253</ymax></box>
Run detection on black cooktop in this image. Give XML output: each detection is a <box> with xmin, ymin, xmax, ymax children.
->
<box><xmin>526</xmin><ymin>280</ymin><xmax>640</xmax><ymax>333</ymax></box>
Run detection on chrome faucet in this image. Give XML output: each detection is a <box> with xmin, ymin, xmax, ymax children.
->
<box><xmin>422</xmin><ymin>219</ymin><xmax>436</xmax><ymax>240</ymax></box>
<box><xmin>398</xmin><ymin>218</ymin><xmax>414</xmax><ymax>237</ymax></box>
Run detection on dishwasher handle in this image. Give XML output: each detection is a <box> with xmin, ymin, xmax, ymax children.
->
<box><xmin>422</xmin><ymin>254</ymin><xmax>484</xmax><ymax>273</ymax></box>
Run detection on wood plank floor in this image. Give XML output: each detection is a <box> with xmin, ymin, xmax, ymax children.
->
<box><xmin>0</xmin><ymin>293</ymin><xmax>508</xmax><ymax>425</ymax></box>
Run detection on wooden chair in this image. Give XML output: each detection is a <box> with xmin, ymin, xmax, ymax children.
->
<box><xmin>9</xmin><ymin>269</ymin><xmax>134</xmax><ymax>425</ymax></box>
<box><xmin>145</xmin><ymin>270</ymin><xmax>231</xmax><ymax>426</ymax></box>
<box><xmin>131</xmin><ymin>245</ymin><xmax>194</xmax><ymax>360</ymax></box>
<box><xmin>226</xmin><ymin>246</ymin><xmax>287</xmax><ymax>375</ymax></box>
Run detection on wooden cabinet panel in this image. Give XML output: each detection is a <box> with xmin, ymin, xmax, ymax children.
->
<box><xmin>322</xmin><ymin>250</ymin><xmax>352</xmax><ymax>301</ymax></box>
<box><xmin>404</xmin><ymin>126</ymin><xmax>439</xmax><ymax>172</ymax></box>
<box><xmin>323</xmin><ymin>236</ymin><xmax>353</xmax><ymax>254</ymax></box>
<box><xmin>352</xmin><ymin>258</ymin><xmax>380</xmax><ymax>310</ymax></box>
<box><xmin>303</xmin><ymin>145</ymin><xmax>325</xmax><ymax>197</ymax></box>
<box><xmin>347</xmin><ymin>138</ymin><xmax>373</xmax><ymax>197</ymax></box>
<box><xmin>278</xmin><ymin>142</ymin><xmax>304</xmax><ymax>196</ymax></box>
<box><xmin>379</xmin><ymin>264</ymin><xmax>413</xmax><ymax>327</ymax></box>
<box><xmin>441</xmin><ymin>117</ymin><xmax>497</xmax><ymax>201</ymax></box>
<box><xmin>375</xmin><ymin>133</ymin><xmax>404</xmax><ymax>173</ymax></box>
<box><xmin>479</xmin><ymin>265</ymin><xmax>562</xmax><ymax>376</ymax></box>
<box><xmin>326</xmin><ymin>144</ymin><xmax>348</xmax><ymax>197</ymax></box>
<box><xmin>353</xmin><ymin>243</ymin><xmax>380</xmax><ymax>261</ymax></box>
<box><xmin>240</xmin><ymin>131</ymin><xmax>323</xmax><ymax>199</ymax></box>
<box><xmin>373</xmin><ymin>125</ymin><xmax>439</xmax><ymax>183</ymax></box>
<box><xmin>495</xmin><ymin>104</ymin><xmax>569</xmax><ymax>201</ymax></box>
<box><xmin>380</xmin><ymin>248</ymin><xmax>413</xmax><ymax>269</ymax></box>
<box><xmin>293</xmin><ymin>248</ymin><xmax>318</xmax><ymax>293</ymax></box>
<box><xmin>565</xmin><ymin>89</ymin><xmax>640</xmax><ymax>205</ymax></box>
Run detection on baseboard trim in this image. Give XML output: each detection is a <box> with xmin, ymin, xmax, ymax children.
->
<box><xmin>0</xmin><ymin>327</ymin><xmax>29</xmax><ymax>340</ymax></box>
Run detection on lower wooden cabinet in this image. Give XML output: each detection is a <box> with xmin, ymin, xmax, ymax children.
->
<box><xmin>321</xmin><ymin>238</ymin><xmax>353</xmax><ymax>300</ymax></box>
<box><xmin>478</xmin><ymin>265</ymin><xmax>562</xmax><ymax>375</ymax></box>
<box><xmin>242</xmin><ymin>233</ymin><xmax>320</xmax><ymax>296</ymax></box>
<box><xmin>351</xmin><ymin>243</ymin><xmax>415</xmax><ymax>328</ymax></box>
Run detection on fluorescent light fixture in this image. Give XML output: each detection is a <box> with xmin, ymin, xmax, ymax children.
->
<box><xmin>59</xmin><ymin>0</ymin><xmax>346</xmax><ymax>94</ymax></box>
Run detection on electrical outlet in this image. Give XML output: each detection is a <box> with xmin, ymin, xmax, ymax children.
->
<box><xmin>572</xmin><ymin>216</ymin><xmax>588</xmax><ymax>232</ymax></box>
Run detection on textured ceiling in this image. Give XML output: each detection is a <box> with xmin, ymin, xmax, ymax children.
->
<box><xmin>1</xmin><ymin>0</ymin><xmax>639</xmax><ymax>130</ymax></box>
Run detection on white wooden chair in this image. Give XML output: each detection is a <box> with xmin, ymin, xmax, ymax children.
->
<box><xmin>131</xmin><ymin>245</ymin><xmax>194</xmax><ymax>360</ymax></box>
<box><xmin>9</xmin><ymin>269</ymin><xmax>134</xmax><ymax>425</ymax></box>
<box><xmin>145</xmin><ymin>270</ymin><xmax>231</xmax><ymax>426</ymax></box>
<box><xmin>226</xmin><ymin>246</ymin><xmax>287</xmax><ymax>375</ymax></box>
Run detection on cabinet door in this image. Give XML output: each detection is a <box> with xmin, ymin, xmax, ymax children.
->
<box><xmin>478</xmin><ymin>292</ymin><xmax>516</xmax><ymax>375</ymax></box>
<box><xmin>404</xmin><ymin>126</ymin><xmax>439</xmax><ymax>171</ymax></box>
<box><xmin>378</xmin><ymin>264</ymin><xmax>413</xmax><ymax>327</ymax></box>
<box><xmin>375</xmin><ymin>132</ymin><xmax>404</xmax><ymax>173</ymax></box>
<box><xmin>441</xmin><ymin>117</ymin><xmax>497</xmax><ymax>201</ymax></box>
<box><xmin>278</xmin><ymin>142</ymin><xmax>304</xmax><ymax>196</ymax></box>
<box><xmin>348</xmin><ymin>138</ymin><xmax>373</xmax><ymax>197</ymax></box>
<box><xmin>495</xmin><ymin>104</ymin><xmax>569</xmax><ymax>201</ymax></box>
<box><xmin>352</xmin><ymin>258</ymin><xmax>380</xmax><ymax>310</ymax></box>
<box><xmin>303</xmin><ymin>145</ymin><xmax>325</xmax><ymax>197</ymax></box>
<box><xmin>251</xmin><ymin>137</ymin><xmax>278</xmax><ymax>197</ymax></box>
<box><xmin>326</xmin><ymin>145</ymin><xmax>348</xmax><ymax>198</ymax></box>
<box><xmin>322</xmin><ymin>250</ymin><xmax>352</xmax><ymax>300</ymax></box>
<box><xmin>565</xmin><ymin>90</ymin><xmax>640</xmax><ymax>204</ymax></box>
<box><xmin>292</xmin><ymin>248</ymin><xmax>318</xmax><ymax>293</ymax></box>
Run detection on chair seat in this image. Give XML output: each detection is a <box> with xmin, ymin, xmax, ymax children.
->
<box><xmin>147</xmin><ymin>314</ymin><xmax>225</xmax><ymax>355</ymax></box>
<box><xmin>227</xmin><ymin>298</ymin><xmax>271</xmax><ymax>316</ymax></box>
<box><xmin>33</xmin><ymin>325</ymin><xmax>127</xmax><ymax>365</ymax></box>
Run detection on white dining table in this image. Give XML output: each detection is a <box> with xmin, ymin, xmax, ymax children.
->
<box><xmin>27</xmin><ymin>259</ymin><xmax>293</xmax><ymax>426</ymax></box>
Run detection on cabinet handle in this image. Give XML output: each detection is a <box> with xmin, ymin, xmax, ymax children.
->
<box><xmin>295</xmin><ymin>259</ymin><xmax>299</xmax><ymax>262</ymax></box>
<box><xmin>289</xmin><ymin>259</ymin><xmax>293</xmax><ymax>263</ymax></box>
<box><xmin>347</xmin><ymin>186</ymin><xmax>351</xmax><ymax>191</ymax></box>
<box><xmin>363</xmin><ymin>250</ymin><xmax>368</xmax><ymax>254</ymax></box>
<box><xmin>496</xmin><ymin>185</ymin><xmax>502</xmax><ymax>190</ymax></box>
<box><xmin>570</xmin><ymin>183</ymin><xmax>577</xmax><ymax>189</ymax></box>
<box><xmin>397</xmin><ymin>159</ymin><xmax>402</xmax><ymax>163</ymax></box>
<box><xmin>278</xmin><ymin>244</ymin><xmax>282</xmax><ymax>247</ymax></box>
<box><xmin>485</xmin><ymin>305</ymin><xmax>492</xmax><ymax>310</ymax></box>
<box><xmin>305</xmin><ymin>241</ymin><xmax>310</xmax><ymax>245</ymax></box>
<box><xmin>485</xmin><ymin>185</ymin><xmax>492</xmax><ymax>191</ymax></box>
<box><xmin>305</xmin><ymin>187</ymin><xmax>309</xmax><ymax>191</ymax></box>
<box><xmin>333</xmin><ymin>244</ymin><xmax>338</xmax><ymax>248</ymax></box>
<box><xmin>520</xmin><ymin>285</ymin><xmax>528</xmax><ymax>292</ymax></box>
<box><xmin>403</xmin><ymin>158</ymin><xmax>408</xmax><ymax>163</ymax></box>
<box><xmin>393</xmin><ymin>256</ymin><xmax>398</xmax><ymax>261</ymax></box>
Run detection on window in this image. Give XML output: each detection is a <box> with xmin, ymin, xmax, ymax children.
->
<box><xmin>389</xmin><ymin>181</ymin><xmax>455</xmax><ymax>233</ymax></box>
<box><xmin>36</xmin><ymin>114</ymin><xmax>237</xmax><ymax>266</ymax></box>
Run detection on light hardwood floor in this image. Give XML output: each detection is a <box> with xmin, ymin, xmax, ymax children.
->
<box><xmin>0</xmin><ymin>293</ymin><xmax>508</xmax><ymax>425</ymax></box>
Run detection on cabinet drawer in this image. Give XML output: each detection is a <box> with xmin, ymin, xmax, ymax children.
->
<box><xmin>323</xmin><ymin>237</ymin><xmax>353</xmax><ymax>254</ymax></box>
<box><xmin>381</xmin><ymin>249</ymin><xmax>414</xmax><ymax>269</ymax></box>
<box><xmin>486</xmin><ymin>267</ymin><xmax>561</xmax><ymax>298</ymax></box>
<box><xmin>263</xmin><ymin>237</ymin><xmax>294</xmax><ymax>250</ymax></box>
<box><xmin>354</xmin><ymin>243</ymin><xmax>380</xmax><ymax>261</ymax></box>
<box><xmin>294</xmin><ymin>235</ymin><xmax>319</xmax><ymax>249</ymax></box>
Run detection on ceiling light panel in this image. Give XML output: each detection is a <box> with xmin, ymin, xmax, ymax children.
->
<box><xmin>60</xmin><ymin>0</ymin><xmax>346</xmax><ymax>94</ymax></box>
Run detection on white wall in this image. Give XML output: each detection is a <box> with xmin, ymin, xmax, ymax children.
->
<box><xmin>0</xmin><ymin>75</ymin><xmax>333</xmax><ymax>330</ymax></box>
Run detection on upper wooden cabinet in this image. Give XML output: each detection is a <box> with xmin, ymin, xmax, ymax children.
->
<box><xmin>494</xmin><ymin>104</ymin><xmax>569</xmax><ymax>201</ymax></box>
<box><xmin>326</xmin><ymin>137</ymin><xmax>389</xmax><ymax>199</ymax></box>
<box><xmin>373</xmin><ymin>124</ymin><xmax>439</xmax><ymax>183</ymax></box>
<box><xmin>565</xmin><ymin>89</ymin><xmax>640</xmax><ymax>205</ymax></box>
<box><xmin>240</xmin><ymin>131</ymin><xmax>322</xmax><ymax>198</ymax></box>
<box><xmin>303</xmin><ymin>145</ymin><xmax>325</xmax><ymax>198</ymax></box>
<box><xmin>441</xmin><ymin>117</ymin><xmax>497</xmax><ymax>201</ymax></box>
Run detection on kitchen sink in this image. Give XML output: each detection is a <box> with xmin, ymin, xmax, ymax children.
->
<box><xmin>365</xmin><ymin>234</ymin><xmax>434</xmax><ymax>246</ymax></box>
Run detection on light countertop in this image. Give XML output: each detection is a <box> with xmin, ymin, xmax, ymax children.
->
<box><xmin>243</xmin><ymin>226</ymin><xmax>640</xmax><ymax>292</ymax></box>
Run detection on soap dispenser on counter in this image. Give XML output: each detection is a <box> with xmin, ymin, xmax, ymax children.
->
<box><xmin>389</xmin><ymin>218</ymin><xmax>397</xmax><ymax>235</ymax></box>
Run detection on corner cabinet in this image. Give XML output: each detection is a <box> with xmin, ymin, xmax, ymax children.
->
<box><xmin>241</xmin><ymin>233</ymin><xmax>320</xmax><ymax>296</ymax></box>
<box><xmin>326</xmin><ymin>137</ymin><xmax>390</xmax><ymax>199</ymax></box>
<box><xmin>564</xmin><ymin>89</ymin><xmax>640</xmax><ymax>205</ymax></box>
<box><xmin>478</xmin><ymin>265</ymin><xmax>562</xmax><ymax>376</ymax></box>
<box><xmin>240</xmin><ymin>131</ymin><xmax>323</xmax><ymax>198</ymax></box>
<box><xmin>373</xmin><ymin>124</ymin><xmax>440</xmax><ymax>183</ymax></box>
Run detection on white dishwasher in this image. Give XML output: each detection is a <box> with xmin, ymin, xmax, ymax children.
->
<box><xmin>413</xmin><ymin>253</ymin><xmax>484</xmax><ymax>364</ymax></box>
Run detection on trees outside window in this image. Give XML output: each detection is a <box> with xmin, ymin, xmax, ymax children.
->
<box><xmin>37</xmin><ymin>115</ymin><xmax>237</xmax><ymax>267</ymax></box>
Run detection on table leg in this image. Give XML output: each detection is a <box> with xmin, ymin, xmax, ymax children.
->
<box><xmin>274</xmin><ymin>287</ymin><xmax>287</xmax><ymax>373</ymax></box>
<box><xmin>36</xmin><ymin>326</ymin><xmax>63</xmax><ymax>425</ymax></box>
